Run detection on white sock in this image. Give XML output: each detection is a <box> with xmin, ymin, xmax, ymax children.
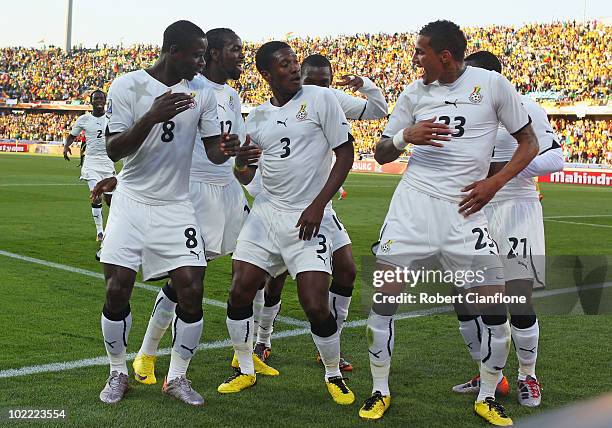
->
<box><xmin>140</xmin><ymin>287</ymin><xmax>176</xmax><ymax>356</ymax></box>
<box><xmin>167</xmin><ymin>349</ymin><xmax>191</xmax><ymax>381</ymax></box>
<box><xmin>227</xmin><ymin>316</ymin><xmax>255</xmax><ymax>375</ymax></box>
<box><xmin>167</xmin><ymin>312</ymin><xmax>203</xmax><ymax>380</ymax></box>
<box><xmin>367</xmin><ymin>311</ymin><xmax>394</xmax><ymax>395</ymax></box>
<box><xmin>512</xmin><ymin>320</ymin><xmax>539</xmax><ymax>379</ymax></box>
<box><xmin>253</xmin><ymin>289</ymin><xmax>265</xmax><ymax>327</ymax></box>
<box><xmin>311</xmin><ymin>331</ymin><xmax>341</xmax><ymax>380</ymax></box>
<box><xmin>257</xmin><ymin>301</ymin><xmax>280</xmax><ymax>347</ymax></box>
<box><xmin>477</xmin><ymin>321</ymin><xmax>511</xmax><ymax>401</ymax></box>
<box><xmin>338</xmin><ymin>186</ymin><xmax>345</xmax><ymax>194</ymax></box>
<box><xmin>92</xmin><ymin>204</ymin><xmax>104</xmax><ymax>234</ymax></box>
<box><xmin>101</xmin><ymin>312</ymin><xmax>132</xmax><ymax>375</ymax></box>
<box><xmin>459</xmin><ymin>317</ymin><xmax>483</xmax><ymax>363</ymax></box>
<box><xmin>329</xmin><ymin>291</ymin><xmax>351</xmax><ymax>336</ymax></box>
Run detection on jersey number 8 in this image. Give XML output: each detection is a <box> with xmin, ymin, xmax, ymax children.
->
<box><xmin>161</xmin><ymin>120</ymin><xmax>175</xmax><ymax>143</ymax></box>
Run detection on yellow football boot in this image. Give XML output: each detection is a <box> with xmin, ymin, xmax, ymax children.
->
<box><xmin>231</xmin><ymin>352</ymin><xmax>279</xmax><ymax>376</ymax></box>
<box><xmin>474</xmin><ymin>397</ymin><xmax>513</xmax><ymax>426</ymax></box>
<box><xmin>132</xmin><ymin>353</ymin><xmax>157</xmax><ymax>385</ymax></box>
<box><xmin>359</xmin><ymin>391</ymin><xmax>391</xmax><ymax>420</ymax></box>
<box><xmin>217</xmin><ymin>371</ymin><xmax>256</xmax><ymax>394</ymax></box>
<box><xmin>325</xmin><ymin>376</ymin><xmax>355</xmax><ymax>405</ymax></box>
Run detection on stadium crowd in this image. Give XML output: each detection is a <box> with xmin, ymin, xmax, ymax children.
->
<box><xmin>1</xmin><ymin>21</ymin><xmax>610</xmax><ymax>105</ymax></box>
<box><xmin>1</xmin><ymin>111</ymin><xmax>610</xmax><ymax>165</ymax></box>
<box><xmin>1</xmin><ymin>21</ymin><xmax>610</xmax><ymax>164</ymax></box>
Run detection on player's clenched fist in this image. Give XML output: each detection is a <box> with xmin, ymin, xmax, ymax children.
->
<box><xmin>144</xmin><ymin>90</ymin><xmax>195</xmax><ymax>123</ymax></box>
<box><xmin>402</xmin><ymin>117</ymin><xmax>452</xmax><ymax>147</ymax></box>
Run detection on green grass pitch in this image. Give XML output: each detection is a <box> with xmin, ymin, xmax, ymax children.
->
<box><xmin>0</xmin><ymin>153</ymin><xmax>611</xmax><ymax>427</ymax></box>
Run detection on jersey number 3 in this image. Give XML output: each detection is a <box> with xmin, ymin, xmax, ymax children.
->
<box><xmin>280</xmin><ymin>137</ymin><xmax>290</xmax><ymax>158</ymax></box>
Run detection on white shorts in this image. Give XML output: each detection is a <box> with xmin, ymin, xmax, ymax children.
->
<box><xmin>189</xmin><ymin>179</ymin><xmax>249</xmax><ymax>260</ymax></box>
<box><xmin>376</xmin><ymin>186</ymin><xmax>504</xmax><ymax>288</ymax></box>
<box><xmin>100</xmin><ymin>192</ymin><xmax>206</xmax><ymax>280</ymax></box>
<box><xmin>484</xmin><ymin>199</ymin><xmax>546</xmax><ymax>286</ymax></box>
<box><xmin>80</xmin><ymin>158</ymin><xmax>115</xmax><ymax>183</ymax></box>
<box><xmin>232</xmin><ymin>198</ymin><xmax>335</xmax><ymax>279</ymax></box>
<box><xmin>328</xmin><ymin>207</ymin><xmax>352</xmax><ymax>253</ymax></box>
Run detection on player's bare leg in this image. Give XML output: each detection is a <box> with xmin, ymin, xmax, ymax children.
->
<box><xmin>507</xmin><ymin>279</ymin><xmax>541</xmax><ymax>407</ymax></box>
<box><xmin>297</xmin><ymin>270</ymin><xmax>354</xmax><ymax>405</ymax></box>
<box><xmin>99</xmin><ymin>264</ymin><xmax>136</xmax><ymax>404</ymax></box>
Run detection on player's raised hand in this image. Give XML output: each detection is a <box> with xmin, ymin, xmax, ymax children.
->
<box><xmin>63</xmin><ymin>146</ymin><xmax>71</xmax><ymax>161</ymax></box>
<box><xmin>145</xmin><ymin>90</ymin><xmax>195</xmax><ymax>123</ymax></box>
<box><xmin>336</xmin><ymin>74</ymin><xmax>364</xmax><ymax>91</ymax></box>
<box><xmin>235</xmin><ymin>135</ymin><xmax>261</xmax><ymax>168</ymax></box>
<box><xmin>459</xmin><ymin>177</ymin><xmax>504</xmax><ymax>217</ymax></box>
<box><xmin>91</xmin><ymin>176</ymin><xmax>118</xmax><ymax>201</ymax></box>
<box><xmin>295</xmin><ymin>201</ymin><xmax>325</xmax><ymax>241</ymax></box>
<box><xmin>403</xmin><ymin>117</ymin><xmax>452</xmax><ymax>147</ymax></box>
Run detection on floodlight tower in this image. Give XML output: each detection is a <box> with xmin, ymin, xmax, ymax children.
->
<box><xmin>65</xmin><ymin>0</ymin><xmax>73</xmax><ymax>53</ymax></box>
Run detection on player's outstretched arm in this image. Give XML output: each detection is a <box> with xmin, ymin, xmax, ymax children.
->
<box><xmin>106</xmin><ymin>91</ymin><xmax>194</xmax><ymax>162</ymax></box>
<box><xmin>336</xmin><ymin>75</ymin><xmax>388</xmax><ymax>120</ymax></box>
<box><xmin>203</xmin><ymin>133</ymin><xmax>240</xmax><ymax>164</ymax></box>
<box><xmin>374</xmin><ymin>118</ymin><xmax>451</xmax><ymax>164</ymax></box>
<box><xmin>233</xmin><ymin>135</ymin><xmax>261</xmax><ymax>185</ymax></box>
<box><xmin>295</xmin><ymin>138</ymin><xmax>354</xmax><ymax>240</ymax></box>
<box><xmin>63</xmin><ymin>134</ymin><xmax>76</xmax><ymax>161</ymax></box>
<box><xmin>460</xmin><ymin>123</ymin><xmax>539</xmax><ymax>216</ymax></box>
<box><xmin>516</xmin><ymin>147</ymin><xmax>564</xmax><ymax>179</ymax></box>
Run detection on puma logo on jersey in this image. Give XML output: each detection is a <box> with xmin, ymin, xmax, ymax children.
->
<box><xmin>181</xmin><ymin>344</ymin><xmax>197</xmax><ymax>355</ymax></box>
<box><xmin>444</xmin><ymin>99</ymin><xmax>458</xmax><ymax>108</ymax></box>
<box><xmin>518</xmin><ymin>260</ymin><xmax>528</xmax><ymax>269</ymax></box>
<box><xmin>277</xmin><ymin>118</ymin><xmax>288</xmax><ymax>127</ymax></box>
<box><xmin>218</xmin><ymin>104</ymin><xmax>226</xmax><ymax>112</ymax></box>
<box><xmin>317</xmin><ymin>254</ymin><xmax>327</xmax><ymax>264</ymax></box>
<box><xmin>190</xmin><ymin>250</ymin><xmax>203</xmax><ymax>260</ymax></box>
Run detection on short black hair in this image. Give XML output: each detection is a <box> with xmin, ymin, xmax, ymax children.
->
<box><xmin>419</xmin><ymin>20</ymin><xmax>467</xmax><ymax>61</ymax></box>
<box><xmin>161</xmin><ymin>20</ymin><xmax>206</xmax><ymax>53</ymax></box>
<box><xmin>465</xmin><ymin>51</ymin><xmax>502</xmax><ymax>73</ymax></box>
<box><xmin>255</xmin><ymin>41</ymin><xmax>291</xmax><ymax>73</ymax></box>
<box><xmin>90</xmin><ymin>90</ymin><xmax>105</xmax><ymax>102</ymax></box>
<box><xmin>301</xmin><ymin>54</ymin><xmax>332</xmax><ymax>72</ymax></box>
<box><xmin>205</xmin><ymin>28</ymin><xmax>237</xmax><ymax>62</ymax></box>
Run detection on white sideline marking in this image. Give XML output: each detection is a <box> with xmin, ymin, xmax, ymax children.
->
<box><xmin>4</xmin><ymin>281</ymin><xmax>612</xmax><ymax>379</ymax></box>
<box><xmin>0</xmin><ymin>250</ymin><xmax>307</xmax><ymax>328</ymax></box>
<box><xmin>544</xmin><ymin>219</ymin><xmax>612</xmax><ymax>229</ymax></box>
<box><xmin>0</xmin><ymin>183</ymin><xmax>81</xmax><ymax>187</ymax></box>
<box><xmin>543</xmin><ymin>215</ymin><xmax>612</xmax><ymax>219</ymax></box>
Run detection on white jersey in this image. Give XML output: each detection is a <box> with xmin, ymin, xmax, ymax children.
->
<box><xmin>245</xmin><ymin>81</ymin><xmax>383</xmax><ymax>198</ymax></box>
<box><xmin>491</xmin><ymin>95</ymin><xmax>557</xmax><ymax>201</ymax></box>
<box><xmin>329</xmin><ymin>77</ymin><xmax>388</xmax><ymax>120</ymax></box>
<box><xmin>106</xmin><ymin>69</ymin><xmax>219</xmax><ymax>205</ymax></box>
<box><xmin>245</xmin><ymin>85</ymin><xmax>350</xmax><ymax>211</ymax></box>
<box><xmin>189</xmin><ymin>75</ymin><xmax>246</xmax><ymax>185</ymax></box>
<box><xmin>384</xmin><ymin>66</ymin><xmax>529</xmax><ymax>202</ymax></box>
<box><xmin>70</xmin><ymin>113</ymin><xmax>109</xmax><ymax>160</ymax></box>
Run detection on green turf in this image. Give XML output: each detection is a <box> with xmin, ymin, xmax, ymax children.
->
<box><xmin>0</xmin><ymin>153</ymin><xmax>611</xmax><ymax>427</ymax></box>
